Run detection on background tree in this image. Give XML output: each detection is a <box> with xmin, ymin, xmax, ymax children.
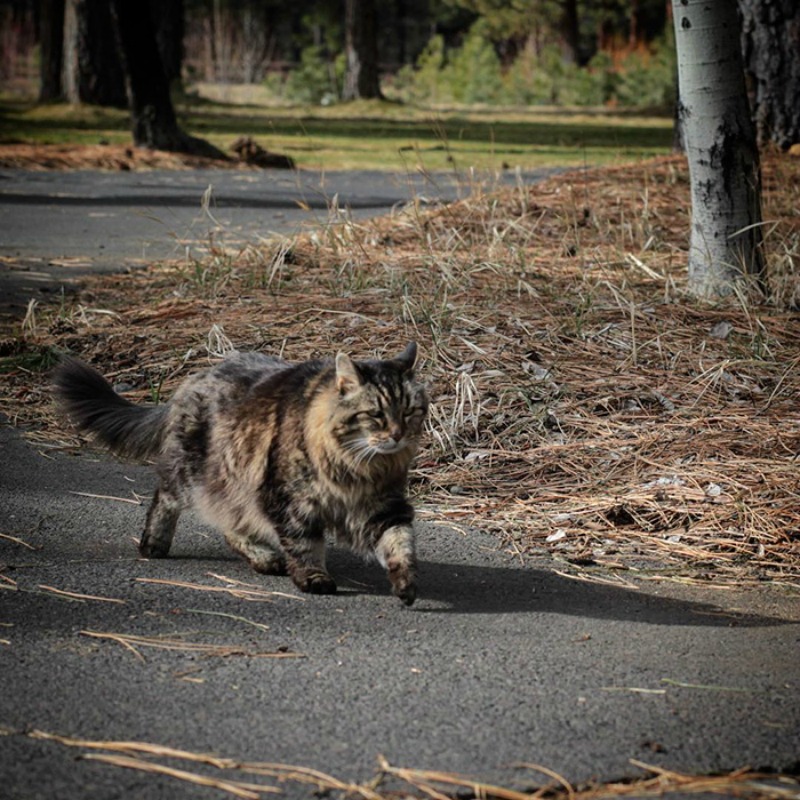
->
<box><xmin>58</xmin><ymin>0</ymin><xmax>184</xmax><ymax>107</ymax></box>
<box><xmin>671</xmin><ymin>0</ymin><xmax>764</xmax><ymax>298</ymax></box>
<box><xmin>38</xmin><ymin>0</ymin><xmax>64</xmax><ymax>100</ymax></box>
<box><xmin>440</xmin><ymin>0</ymin><xmax>669</xmax><ymax>65</ymax></box>
<box><xmin>6</xmin><ymin>0</ymin><xmax>795</xmax><ymax>122</ymax></box>
<box><xmin>342</xmin><ymin>0</ymin><xmax>382</xmax><ymax>99</ymax></box>
<box><xmin>559</xmin><ymin>0</ymin><xmax>579</xmax><ymax>62</ymax></box>
<box><xmin>739</xmin><ymin>0</ymin><xmax>800</xmax><ymax>150</ymax></box>
<box><xmin>151</xmin><ymin>0</ymin><xmax>185</xmax><ymax>90</ymax></box>
<box><xmin>62</xmin><ymin>0</ymin><xmax>127</xmax><ymax>106</ymax></box>
<box><xmin>109</xmin><ymin>0</ymin><xmax>224</xmax><ymax>157</ymax></box>
<box><xmin>443</xmin><ymin>0</ymin><xmax>568</xmax><ymax>62</ymax></box>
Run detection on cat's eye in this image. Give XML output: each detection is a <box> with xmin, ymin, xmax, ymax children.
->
<box><xmin>361</xmin><ymin>410</ymin><xmax>384</xmax><ymax>421</ymax></box>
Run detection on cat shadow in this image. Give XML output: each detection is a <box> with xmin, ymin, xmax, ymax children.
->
<box><xmin>330</xmin><ymin>553</ymin><xmax>793</xmax><ymax>628</ymax></box>
<box><xmin>162</xmin><ymin>531</ymin><xmax>791</xmax><ymax>629</ymax></box>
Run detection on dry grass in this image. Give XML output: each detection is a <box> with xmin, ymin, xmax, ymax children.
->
<box><xmin>2</xmin><ymin>152</ymin><xmax>799</xmax><ymax>586</ymax></box>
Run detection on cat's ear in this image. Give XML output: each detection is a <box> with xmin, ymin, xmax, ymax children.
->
<box><xmin>394</xmin><ymin>341</ymin><xmax>417</xmax><ymax>373</ymax></box>
<box><xmin>335</xmin><ymin>352</ymin><xmax>362</xmax><ymax>395</ymax></box>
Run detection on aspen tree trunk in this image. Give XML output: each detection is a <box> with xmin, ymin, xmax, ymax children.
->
<box><xmin>739</xmin><ymin>0</ymin><xmax>800</xmax><ymax>150</ymax></box>
<box><xmin>671</xmin><ymin>0</ymin><xmax>764</xmax><ymax>298</ymax></box>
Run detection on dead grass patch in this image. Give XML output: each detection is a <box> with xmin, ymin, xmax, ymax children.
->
<box><xmin>2</xmin><ymin>152</ymin><xmax>799</xmax><ymax>585</ymax></box>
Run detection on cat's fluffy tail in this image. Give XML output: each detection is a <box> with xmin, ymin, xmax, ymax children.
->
<box><xmin>53</xmin><ymin>357</ymin><xmax>168</xmax><ymax>461</ymax></box>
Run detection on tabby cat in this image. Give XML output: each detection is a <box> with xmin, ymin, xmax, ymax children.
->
<box><xmin>53</xmin><ymin>343</ymin><xmax>428</xmax><ymax>605</ymax></box>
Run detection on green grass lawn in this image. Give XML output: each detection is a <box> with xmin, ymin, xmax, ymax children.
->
<box><xmin>0</xmin><ymin>93</ymin><xmax>674</xmax><ymax>171</ymax></box>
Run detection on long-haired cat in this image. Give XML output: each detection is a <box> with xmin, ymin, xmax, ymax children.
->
<box><xmin>53</xmin><ymin>342</ymin><xmax>428</xmax><ymax>605</ymax></box>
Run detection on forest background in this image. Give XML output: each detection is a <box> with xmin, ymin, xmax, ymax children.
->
<box><xmin>1</xmin><ymin>0</ymin><xmax>679</xmax><ymax>113</ymax></box>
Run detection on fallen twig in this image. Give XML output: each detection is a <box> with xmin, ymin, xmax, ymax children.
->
<box><xmin>136</xmin><ymin>576</ymin><xmax>304</xmax><ymax>603</ymax></box>
<box><xmin>37</xmin><ymin>585</ymin><xmax>126</xmax><ymax>604</ymax></box>
<box><xmin>79</xmin><ymin>630</ymin><xmax>305</xmax><ymax>662</ymax></box>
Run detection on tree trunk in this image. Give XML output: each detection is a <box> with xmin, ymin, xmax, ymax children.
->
<box><xmin>396</xmin><ymin>0</ymin><xmax>408</xmax><ymax>65</ymax></box>
<box><xmin>110</xmin><ymin>0</ymin><xmax>226</xmax><ymax>158</ymax></box>
<box><xmin>150</xmin><ymin>0</ymin><xmax>184</xmax><ymax>90</ymax></box>
<box><xmin>343</xmin><ymin>0</ymin><xmax>382</xmax><ymax>101</ymax></box>
<box><xmin>629</xmin><ymin>0</ymin><xmax>639</xmax><ymax>46</ymax></box>
<box><xmin>739</xmin><ymin>0</ymin><xmax>800</xmax><ymax>150</ymax></box>
<box><xmin>671</xmin><ymin>0</ymin><xmax>764</xmax><ymax>298</ymax></box>
<box><xmin>560</xmin><ymin>0</ymin><xmax>580</xmax><ymax>64</ymax></box>
<box><xmin>62</xmin><ymin>0</ymin><xmax>127</xmax><ymax>107</ymax></box>
<box><xmin>39</xmin><ymin>0</ymin><xmax>65</xmax><ymax>101</ymax></box>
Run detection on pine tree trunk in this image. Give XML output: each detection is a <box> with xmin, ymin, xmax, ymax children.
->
<box><xmin>150</xmin><ymin>0</ymin><xmax>184</xmax><ymax>90</ymax></box>
<box><xmin>62</xmin><ymin>0</ymin><xmax>127</xmax><ymax>107</ymax></box>
<box><xmin>560</xmin><ymin>0</ymin><xmax>580</xmax><ymax>64</ymax></box>
<box><xmin>39</xmin><ymin>0</ymin><xmax>65</xmax><ymax>101</ymax></box>
<box><xmin>671</xmin><ymin>0</ymin><xmax>765</xmax><ymax>298</ymax></box>
<box><xmin>343</xmin><ymin>0</ymin><xmax>382</xmax><ymax>100</ymax></box>
<box><xmin>110</xmin><ymin>0</ymin><xmax>225</xmax><ymax>159</ymax></box>
<box><xmin>739</xmin><ymin>0</ymin><xmax>800</xmax><ymax>149</ymax></box>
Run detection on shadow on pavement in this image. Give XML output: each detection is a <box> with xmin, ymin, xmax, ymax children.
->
<box><xmin>331</xmin><ymin>551</ymin><xmax>792</xmax><ymax>628</ymax></box>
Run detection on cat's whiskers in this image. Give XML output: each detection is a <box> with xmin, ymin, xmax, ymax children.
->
<box><xmin>342</xmin><ymin>437</ymin><xmax>378</xmax><ymax>470</ymax></box>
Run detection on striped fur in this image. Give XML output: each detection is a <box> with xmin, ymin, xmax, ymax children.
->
<box><xmin>53</xmin><ymin>343</ymin><xmax>428</xmax><ymax>604</ymax></box>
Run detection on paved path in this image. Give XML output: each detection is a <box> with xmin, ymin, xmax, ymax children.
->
<box><xmin>1</xmin><ymin>425</ymin><xmax>798</xmax><ymax>799</ymax></box>
<box><xmin>1</xmin><ymin>168</ymin><xmax>799</xmax><ymax>798</ymax></box>
<box><xmin>0</xmin><ymin>166</ymin><xmax>549</xmax><ymax>318</ymax></box>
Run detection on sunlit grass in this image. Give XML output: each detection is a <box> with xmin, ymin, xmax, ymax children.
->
<box><xmin>0</xmin><ymin>92</ymin><xmax>674</xmax><ymax>171</ymax></box>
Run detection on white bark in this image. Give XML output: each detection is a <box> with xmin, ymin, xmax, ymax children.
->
<box><xmin>671</xmin><ymin>0</ymin><xmax>764</xmax><ymax>298</ymax></box>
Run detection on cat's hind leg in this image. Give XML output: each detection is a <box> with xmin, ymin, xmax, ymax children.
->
<box><xmin>279</xmin><ymin>531</ymin><xmax>336</xmax><ymax>595</ymax></box>
<box><xmin>224</xmin><ymin>525</ymin><xmax>287</xmax><ymax>575</ymax></box>
<box><xmin>139</xmin><ymin>486</ymin><xmax>181</xmax><ymax>558</ymax></box>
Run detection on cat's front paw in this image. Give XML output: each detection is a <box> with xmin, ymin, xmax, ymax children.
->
<box><xmin>139</xmin><ymin>538</ymin><xmax>170</xmax><ymax>559</ymax></box>
<box><xmin>293</xmin><ymin>569</ymin><xmax>337</xmax><ymax>595</ymax></box>
<box><xmin>393</xmin><ymin>580</ymin><xmax>417</xmax><ymax>606</ymax></box>
<box><xmin>388</xmin><ymin>562</ymin><xmax>417</xmax><ymax>606</ymax></box>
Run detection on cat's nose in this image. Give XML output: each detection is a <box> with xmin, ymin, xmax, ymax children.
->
<box><xmin>388</xmin><ymin>424</ymin><xmax>403</xmax><ymax>442</ymax></box>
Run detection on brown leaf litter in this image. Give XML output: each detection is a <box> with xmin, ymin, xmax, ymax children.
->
<box><xmin>0</xmin><ymin>138</ymin><xmax>294</xmax><ymax>171</ymax></box>
<box><xmin>1</xmin><ymin>152</ymin><xmax>799</xmax><ymax>587</ymax></box>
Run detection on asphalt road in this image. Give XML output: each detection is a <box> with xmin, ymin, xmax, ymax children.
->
<box><xmin>1</xmin><ymin>424</ymin><xmax>799</xmax><ymax>799</ymax></box>
<box><xmin>0</xmin><ymin>166</ymin><xmax>551</xmax><ymax>318</ymax></box>
<box><xmin>1</xmin><ymin>167</ymin><xmax>799</xmax><ymax>798</ymax></box>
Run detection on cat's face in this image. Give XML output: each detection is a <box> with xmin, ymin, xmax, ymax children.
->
<box><xmin>331</xmin><ymin>343</ymin><xmax>428</xmax><ymax>464</ymax></box>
